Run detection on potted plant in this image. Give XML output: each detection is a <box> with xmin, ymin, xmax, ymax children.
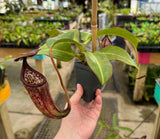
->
<box><xmin>15</xmin><ymin>1</ymin><xmax>138</xmax><ymax>119</ymax></box>
<box><xmin>35</xmin><ymin>6</ymin><xmax>82</xmax><ymax>25</ymax></box>
<box><xmin>0</xmin><ymin>21</ymin><xmax>63</xmax><ymax>48</ymax></box>
<box><xmin>0</xmin><ymin>55</ymin><xmax>12</xmax><ymax>90</ymax></box>
<box><xmin>133</xmin><ymin>13</ymin><xmax>160</xmax><ymax>24</ymax></box>
<box><xmin>125</xmin><ymin>22</ymin><xmax>160</xmax><ymax>52</ymax></box>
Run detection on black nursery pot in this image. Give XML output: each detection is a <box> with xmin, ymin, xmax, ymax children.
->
<box><xmin>0</xmin><ymin>68</ymin><xmax>5</xmax><ymax>86</ymax></box>
<box><xmin>75</xmin><ymin>62</ymin><xmax>102</xmax><ymax>102</ymax></box>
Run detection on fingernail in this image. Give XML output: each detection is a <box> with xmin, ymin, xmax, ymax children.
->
<box><xmin>96</xmin><ymin>89</ymin><xmax>101</xmax><ymax>95</ymax></box>
<box><xmin>77</xmin><ymin>83</ymin><xmax>80</xmax><ymax>89</ymax></box>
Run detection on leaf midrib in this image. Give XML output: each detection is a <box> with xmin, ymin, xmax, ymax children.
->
<box><xmin>89</xmin><ymin>52</ymin><xmax>104</xmax><ymax>83</ymax></box>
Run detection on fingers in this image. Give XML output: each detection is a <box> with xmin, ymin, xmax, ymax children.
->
<box><xmin>93</xmin><ymin>89</ymin><xmax>102</xmax><ymax>111</ymax></box>
<box><xmin>83</xmin><ymin>89</ymin><xmax>102</xmax><ymax>110</ymax></box>
<box><xmin>95</xmin><ymin>89</ymin><xmax>102</xmax><ymax>104</ymax></box>
<box><xmin>70</xmin><ymin>84</ymin><xmax>102</xmax><ymax>111</ymax></box>
<box><xmin>70</xmin><ymin>84</ymin><xmax>83</xmax><ymax>104</ymax></box>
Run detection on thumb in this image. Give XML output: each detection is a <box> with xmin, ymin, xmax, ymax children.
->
<box><xmin>70</xmin><ymin>84</ymin><xmax>83</xmax><ymax>104</ymax></box>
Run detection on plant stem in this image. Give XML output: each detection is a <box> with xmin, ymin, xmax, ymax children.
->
<box><xmin>49</xmin><ymin>47</ymin><xmax>71</xmax><ymax>110</ymax></box>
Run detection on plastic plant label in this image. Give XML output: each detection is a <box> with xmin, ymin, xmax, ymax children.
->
<box><xmin>154</xmin><ymin>79</ymin><xmax>160</xmax><ymax>105</ymax></box>
<box><xmin>0</xmin><ymin>81</ymin><xmax>11</xmax><ymax>105</ymax></box>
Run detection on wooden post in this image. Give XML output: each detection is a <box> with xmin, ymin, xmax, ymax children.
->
<box><xmin>133</xmin><ymin>64</ymin><xmax>148</xmax><ymax>101</ymax></box>
<box><xmin>35</xmin><ymin>59</ymin><xmax>45</xmax><ymax>75</ymax></box>
<box><xmin>0</xmin><ymin>81</ymin><xmax>14</xmax><ymax>139</ymax></box>
<box><xmin>124</xmin><ymin>40</ymin><xmax>137</xmax><ymax>63</ymax></box>
<box><xmin>152</xmin><ymin>105</ymin><xmax>160</xmax><ymax>139</ymax></box>
<box><xmin>0</xmin><ymin>103</ymin><xmax>15</xmax><ymax>139</ymax></box>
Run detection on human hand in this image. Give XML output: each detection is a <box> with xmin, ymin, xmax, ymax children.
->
<box><xmin>54</xmin><ymin>84</ymin><xmax>102</xmax><ymax>139</ymax></box>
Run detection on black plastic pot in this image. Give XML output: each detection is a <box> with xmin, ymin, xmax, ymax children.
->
<box><xmin>0</xmin><ymin>42</ymin><xmax>40</xmax><ymax>48</ymax></box>
<box><xmin>34</xmin><ymin>18</ymin><xmax>74</xmax><ymax>25</ymax></box>
<box><xmin>75</xmin><ymin>62</ymin><xmax>102</xmax><ymax>102</ymax></box>
<box><xmin>0</xmin><ymin>68</ymin><xmax>5</xmax><ymax>86</ymax></box>
<box><xmin>137</xmin><ymin>46</ymin><xmax>160</xmax><ymax>52</ymax></box>
<box><xmin>115</xmin><ymin>15</ymin><xmax>133</xmax><ymax>27</ymax></box>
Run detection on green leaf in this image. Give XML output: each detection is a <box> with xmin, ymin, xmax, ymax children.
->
<box><xmin>114</xmin><ymin>126</ymin><xmax>133</xmax><ymax>132</ymax></box>
<box><xmin>39</xmin><ymin>44</ymin><xmax>49</xmax><ymax>50</ymax></box>
<box><xmin>50</xmin><ymin>38</ymin><xmax>85</xmax><ymax>53</ymax></box>
<box><xmin>17</xmin><ymin>39</ymin><xmax>22</xmax><ymax>46</ymax></box>
<box><xmin>47</xmin><ymin>29</ymin><xmax>61</xmax><ymax>37</ymax></box>
<box><xmin>98</xmin><ymin>121</ymin><xmax>107</xmax><ymax>127</ymax></box>
<box><xmin>38</xmin><ymin>43</ymin><xmax>76</xmax><ymax>61</ymax></box>
<box><xmin>97</xmin><ymin>28</ymin><xmax>138</xmax><ymax>63</ymax></box>
<box><xmin>98</xmin><ymin>120</ymin><xmax>110</xmax><ymax>129</ymax></box>
<box><xmin>22</xmin><ymin>39</ymin><xmax>29</xmax><ymax>46</ymax></box>
<box><xmin>97</xmin><ymin>125</ymin><xmax>103</xmax><ymax>136</ymax></box>
<box><xmin>46</xmin><ymin>31</ymin><xmax>76</xmax><ymax>47</ymax></box>
<box><xmin>81</xmin><ymin>32</ymin><xmax>92</xmax><ymax>44</ymax></box>
<box><xmin>61</xmin><ymin>29</ymin><xmax>80</xmax><ymax>42</ymax></box>
<box><xmin>83</xmin><ymin>51</ymin><xmax>113</xmax><ymax>85</ymax></box>
<box><xmin>47</xmin><ymin>38</ymin><xmax>57</xmax><ymax>47</ymax></box>
<box><xmin>97</xmin><ymin>27</ymin><xmax>138</xmax><ymax>48</ymax></box>
<box><xmin>0</xmin><ymin>64</ymin><xmax>5</xmax><ymax>70</ymax></box>
<box><xmin>96</xmin><ymin>122</ymin><xmax>104</xmax><ymax>138</ymax></box>
<box><xmin>113</xmin><ymin>113</ymin><xmax>117</xmax><ymax>127</ymax></box>
<box><xmin>71</xmin><ymin>29</ymin><xmax>79</xmax><ymax>42</ymax></box>
<box><xmin>100</xmin><ymin>46</ymin><xmax>138</xmax><ymax>69</ymax></box>
<box><xmin>103</xmin><ymin>134</ymin><xmax>120</xmax><ymax>139</ymax></box>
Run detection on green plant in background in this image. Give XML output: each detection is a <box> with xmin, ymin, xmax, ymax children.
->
<box><xmin>96</xmin><ymin>113</ymin><xmax>134</xmax><ymax>139</ymax></box>
<box><xmin>4</xmin><ymin>1</ymin><xmax>24</xmax><ymax>14</ymax></box>
<box><xmin>0</xmin><ymin>21</ymin><xmax>63</xmax><ymax>47</ymax></box>
<box><xmin>0</xmin><ymin>55</ymin><xmax>12</xmax><ymax>72</ymax></box>
<box><xmin>58</xmin><ymin>6</ymin><xmax>82</xmax><ymax>19</ymax></box>
<box><xmin>134</xmin><ymin>13</ymin><xmax>160</xmax><ymax>22</ymax></box>
<box><xmin>44</xmin><ymin>6</ymin><xmax>83</xmax><ymax>21</ymax></box>
<box><xmin>0</xmin><ymin>55</ymin><xmax>12</xmax><ymax>90</ymax></box>
<box><xmin>116</xmin><ymin>8</ymin><xmax>131</xmax><ymax>15</ymax></box>
<box><xmin>98</xmin><ymin>0</ymin><xmax>116</xmax><ymax>27</ymax></box>
<box><xmin>0</xmin><ymin>12</ymin><xmax>49</xmax><ymax>22</ymax></box>
<box><xmin>38</xmin><ymin>27</ymin><xmax>138</xmax><ymax>85</ymax></box>
<box><xmin>98</xmin><ymin>0</ymin><xmax>114</xmax><ymax>14</ymax></box>
<box><xmin>0</xmin><ymin>5</ymin><xmax>84</xmax><ymax>48</ymax></box>
<box><xmin>144</xmin><ymin>66</ymin><xmax>160</xmax><ymax>101</ymax></box>
<box><xmin>125</xmin><ymin>22</ymin><xmax>160</xmax><ymax>46</ymax></box>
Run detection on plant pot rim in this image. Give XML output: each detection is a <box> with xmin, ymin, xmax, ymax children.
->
<box><xmin>75</xmin><ymin>62</ymin><xmax>93</xmax><ymax>73</ymax></box>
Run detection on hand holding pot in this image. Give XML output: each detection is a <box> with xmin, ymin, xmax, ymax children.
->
<box><xmin>54</xmin><ymin>84</ymin><xmax>102</xmax><ymax>139</ymax></box>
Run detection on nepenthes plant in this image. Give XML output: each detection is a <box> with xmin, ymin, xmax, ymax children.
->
<box><xmin>15</xmin><ymin>0</ymin><xmax>138</xmax><ymax>119</ymax></box>
<box><xmin>15</xmin><ymin>26</ymin><xmax>138</xmax><ymax>119</ymax></box>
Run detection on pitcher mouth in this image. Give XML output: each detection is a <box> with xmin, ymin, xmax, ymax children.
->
<box><xmin>21</xmin><ymin>58</ymin><xmax>46</xmax><ymax>88</ymax></box>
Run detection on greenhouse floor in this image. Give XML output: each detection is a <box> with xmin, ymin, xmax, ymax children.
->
<box><xmin>4</xmin><ymin>56</ymin><xmax>157</xmax><ymax>139</ymax></box>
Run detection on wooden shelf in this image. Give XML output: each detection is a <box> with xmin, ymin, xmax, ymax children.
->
<box><xmin>134</xmin><ymin>52</ymin><xmax>160</xmax><ymax>101</ymax></box>
<box><xmin>0</xmin><ymin>48</ymin><xmax>33</xmax><ymax>58</ymax></box>
<box><xmin>0</xmin><ymin>81</ymin><xmax>15</xmax><ymax>139</ymax></box>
